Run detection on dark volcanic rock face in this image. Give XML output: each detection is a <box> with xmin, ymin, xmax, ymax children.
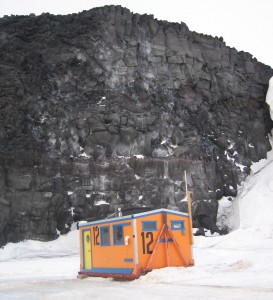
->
<box><xmin>0</xmin><ymin>6</ymin><xmax>272</xmax><ymax>245</ymax></box>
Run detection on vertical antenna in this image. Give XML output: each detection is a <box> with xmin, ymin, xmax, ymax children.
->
<box><xmin>185</xmin><ymin>170</ymin><xmax>194</xmax><ymax>245</ymax></box>
<box><xmin>184</xmin><ymin>170</ymin><xmax>188</xmax><ymax>196</ymax></box>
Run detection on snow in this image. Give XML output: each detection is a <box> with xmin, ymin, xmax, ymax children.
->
<box><xmin>97</xmin><ymin>97</ymin><xmax>106</xmax><ymax>105</ymax></box>
<box><xmin>217</xmin><ymin>196</ymin><xmax>234</xmax><ymax>230</ymax></box>
<box><xmin>228</xmin><ymin>142</ymin><xmax>234</xmax><ymax>149</ymax></box>
<box><xmin>79</xmin><ymin>151</ymin><xmax>90</xmax><ymax>158</ymax></box>
<box><xmin>94</xmin><ymin>200</ymin><xmax>109</xmax><ymax>206</ymax></box>
<box><xmin>225</xmin><ymin>151</ymin><xmax>235</xmax><ymax>162</ymax></box>
<box><xmin>266</xmin><ymin>76</ymin><xmax>273</xmax><ymax>120</ymax></box>
<box><xmin>235</xmin><ymin>162</ymin><xmax>246</xmax><ymax>172</ymax></box>
<box><xmin>69</xmin><ymin>207</ymin><xmax>75</xmax><ymax>216</ymax></box>
<box><xmin>1</xmin><ymin>139</ymin><xmax>273</xmax><ymax>298</ymax></box>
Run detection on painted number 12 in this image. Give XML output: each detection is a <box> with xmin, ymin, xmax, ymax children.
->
<box><xmin>141</xmin><ymin>232</ymin><xmax>153</xmax><ymax>254</ymax></box>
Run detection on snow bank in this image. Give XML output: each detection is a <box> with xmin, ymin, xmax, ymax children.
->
<box><xmin>238</xmin><ymin>162</ymin><xmax>273</xmax><ymax>229</ymax></box>
<box><xmin>0</xmin><ymin>228</ymin><xmax>79</xmax><ymax>262</ymax></box>
<box><xmin>237</xmin><ymin>141</ymin><xmax>273</xmax><ymax>229</ymax></box>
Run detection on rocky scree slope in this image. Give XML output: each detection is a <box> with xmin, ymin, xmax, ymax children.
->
<box><xmin>0</xmin><ymin>6</ymin><xmax>272</xmax><ymax>245</ymax></box>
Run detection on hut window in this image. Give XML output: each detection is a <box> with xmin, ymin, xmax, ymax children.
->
<box><xmin>100</xmin><ymin>226</ymin><xmax>110</xmax><ymax>246</ymax></box>
<box><xmin>171</xmin><ymin>220</ymin><xmax>185</xmax><ymax>232</ymax></box>
<box><xmin>142</xmin><ymin>221</ymin><xmax>157</xmax><ymax>232</ymax></box>
<box><xmin>113</xmin><ymin>225</ymin><xmax>124</xmax><ymax>245</ymax></box>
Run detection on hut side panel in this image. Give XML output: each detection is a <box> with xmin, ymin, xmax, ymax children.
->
<box><xmin>80</xmin><ymin>219</ymin><xmax>135</xmax><ymax>274</ymax></box>
<box><xmin>90</xmin><ymin>220</ymin><xmax>135</xmax><ymax>272</ymax></box>
<box><xmin>136</xmin><ymin>211</ymin><xmax>192</xmax><ymax>270</ymax></box>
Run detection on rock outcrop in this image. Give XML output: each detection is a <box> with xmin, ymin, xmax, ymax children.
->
<box><xmin>0</xmin><ymin>6</ymin><xmax>272</xmax><ymax>245</ymax></box>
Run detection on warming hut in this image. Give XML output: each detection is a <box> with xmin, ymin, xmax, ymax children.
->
<box><xmin>78</xmin><ymin>205</ymin><xmax>194</xmax><ymax>279</ymax></box>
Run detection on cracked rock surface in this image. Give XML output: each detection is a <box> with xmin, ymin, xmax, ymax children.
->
<box><xmin>0</xmin><ymin>6</ymin><xmax>272</xmax><ymax>245</ymax></box>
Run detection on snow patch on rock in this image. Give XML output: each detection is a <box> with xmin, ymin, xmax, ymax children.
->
<box><xmin>266</xmin><ymin>76</ymin><xmax>273</xmax><ymax>120</ymax></box>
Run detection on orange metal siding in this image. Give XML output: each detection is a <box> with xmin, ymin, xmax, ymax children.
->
<box><xmin>135</xmin><ymin>211</ymin><xmax>192</xmax><ymax>270</ymax></box>
<box><xmin>79</xmin><ymin>209</ymin><xmax>194</xmax><ymax>278</ymax></box>
<box><xmin>90</xmin><ymin>221</ymin><xmax>135</xmax><ymax>269</ymax></box>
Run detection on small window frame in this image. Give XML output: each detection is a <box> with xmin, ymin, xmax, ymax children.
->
<box><xmin>113</xmin><ymin>224</ymin><xmax>124</xmax><ymax>246</ymax></box>
<box><xmin>142</xmin><ymin>221</ymin><xmax>158</xmax><ymax>232</ymax></box>
<box><xmin>171</xmin><ymin>220</ymin><xmax>185</xmax><ymax>231</ymax></box>
<box><xmin>100</xmin><ymin>226</ymin><xmax>110</xmax><ymax>246</ymax></box>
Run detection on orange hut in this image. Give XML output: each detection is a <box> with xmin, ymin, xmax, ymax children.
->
<box><xmin>78</xmin><ymin>207</ymin><xmax>194</xmax><ymax>279</ymax></box>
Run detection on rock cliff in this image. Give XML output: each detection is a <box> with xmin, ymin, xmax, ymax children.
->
<box><xmin>0</xmin><ymin>6</ymin><xmax>272</xmax><ymax>245</ymax></box>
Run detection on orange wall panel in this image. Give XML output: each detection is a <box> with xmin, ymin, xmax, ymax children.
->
<box><xmin>79</xmin><ymin>209</ymin><xmax>194</xmax><ymax>275</ymax></box>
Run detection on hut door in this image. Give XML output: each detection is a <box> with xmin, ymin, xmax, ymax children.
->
<box><xmin>83</xmin><ymin>229</ymin><xmax>92</xmax><ymax>270</ymax></box>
